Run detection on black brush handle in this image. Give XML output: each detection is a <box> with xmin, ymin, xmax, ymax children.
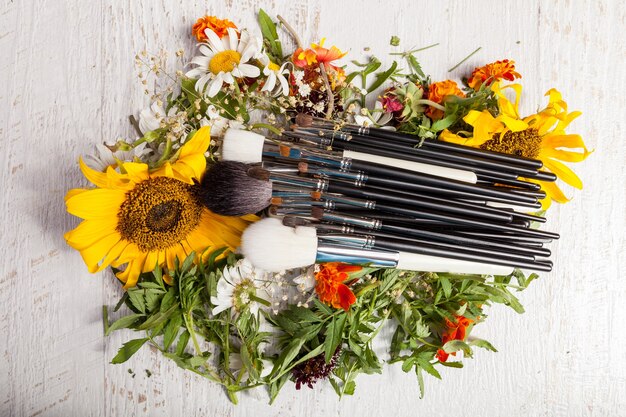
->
<box><xmin>349</xmin><ymin>125</ymin><xmax>544</xmax><ymax>169</ymax></box>
<box><xmin>347</xmin><ymin>133</ymin><xmax>550</xmax><ymax>180</ymax></box>
<box><xmin>362</xmin><ymin>224</ymin><xmax>551</xmax><ymax>258</ymax></box>
<box><xmin>476</xmin><ymin>174</ymin><xmax>542</xmax><ymax>191</ymax></box>
<box><xmin>336</xmin><ymin>140</ymin><xmax>520</xmax><ymax>181</ymax></box>
<box><xmin>460</xmin><ymin>230</ymin><xmax>556</xmax><ymax>243</ymax></box>
<box><xmin>326</xmin><ymin>182</ymin><xmax>513</xmax><ymax>223</ymax></box>
<box><xmin>347</xmin><ymin>159</ymin><xmax>537</xmax><ymax>204</ymax></box>
<box><xmin>370</xmin><ymin>236</ymin><xmax>552</xmax><ymax>272</ymax></box>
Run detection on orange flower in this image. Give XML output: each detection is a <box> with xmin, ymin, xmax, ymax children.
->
<box><xmin>292</xmin><ymin>38</ymin><xmax>347</xmax><ymax>69</ymax></box>
<box><xmin>467</xmin><ymin>59</ymin><xmax>521</xmax><ymax>90</ymax></box>
<box><xmin>435</xmin><ymin>315</ymin><xmax>474</xmax><ymax>362</ymax></box>
<box><xmin>314</xmin><ymin>262</ymin><xmax>361</xmax><ymax>311</ymax></box>
<box><xmin>192</xmin><ymin>16</ymin><xmax>237</xmax><ymax>42</ymax></box>
<box><xmin>426</xmin><ymin>80</ymin><xmax>465</xmax><ymax>120</ymax></box>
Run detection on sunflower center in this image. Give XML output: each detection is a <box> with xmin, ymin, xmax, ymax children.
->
<box><xmin>209</xmin><ymin>50</ymin><xmax>241</xmax><ymax>74</ymax></box>
<box><xmin>117</xmin><ymin>177</ymin><xmax>203</xmax><ymax>251</ymax></box>
<box><xmin>480</xmin><ymin>128</ymin><xmax>542</xmax><ymax>159</ymax></box>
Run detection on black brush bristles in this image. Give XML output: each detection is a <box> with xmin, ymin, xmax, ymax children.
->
<box><xmin>198</xmin><ymin>161</ymin><xmax>272</xmax><ymax>216</ymax></box>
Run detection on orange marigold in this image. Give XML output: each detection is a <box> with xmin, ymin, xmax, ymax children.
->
<box><xmin>192</xmin><ymin>15</ymin><xmax>238</xmax><ymax>42</ymax></box>
<box><xmin>314</xmin><ymin>262</ymin><xmax>360</xmax><ymax>311</ymax></box>
<box><xmin>435</xmin><ymin>315</ymin><xmax>474</xmax><ymax>362</ymax></box>
<box><xmin>426</xmin><ymin>80</ymin><xmax>465</xmax><ymax>120</ymax></box>
<box><xmin>467</xmin><ymin>59</ymin><xmax>521</xmax><ymax>90</ymax></box>
<box><xmin>292</xmin><ymin>38</ymin><xmax>347</xmax><ymax>69</ymax></box>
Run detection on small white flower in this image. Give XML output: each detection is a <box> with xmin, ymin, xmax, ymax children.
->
<box><xmin>353</xmin><ymin>101</ymin><xmax>395</xmax><ymax>129</ymax></box>
<box><xmin>293</xmin><ymin>265</ymin><xmax>316</xmax><ymax>293</ymax></box>
<box><xmin>186</xmin><ymin>28</ymin><xmax>262</xmax><ymax>98</ymax></box>
<box><xmin>298</xmin><ymin>83</ymin><xmax>311</xmax><ymax>97</ymax></box>
<box><xmin>138</xmin><ymin>101</ymin><xmax>180</xmax><ymax>134</ymax></box>
<box><xmin>211</xmin><ymin>258</ymin><xmax>269</xmax><ymax>316</ymax></box>
<box><xmin>293</xmin><ymin>70</ymin><xmax>304</xmax><ymax>83</ymax></box>
<box><xmin>199</xmin><ymin>105</ymin><xmax>243</xmax><ymax>137</ymax></box>
<box><xmin>259</xmin><ymin>55</ymin><xmax>290</xmax><ymax>97</ymax></box>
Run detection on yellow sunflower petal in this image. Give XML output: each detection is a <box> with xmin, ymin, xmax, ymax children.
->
<box><xmin>463</xmin><ymin>110</ymin><xmax>501</xmax><ymax>144</ymax></box>
<box><xmin>539</xmin><ymin>147</ymin><xmax>589</xmax><ymax>163</ymax></box>
<box><xmin>78</xmin><ymin>233</ymin><xmax>123</xmax><ymax>273</ymax></box>
<box><xmin>498</xmin><ymin>114</ymin><xmax>528</xmax><ymax>132</ymax></box>
<box><xmin>179</xmin><ymin>126</ymin><xmax>211</xmax><ymax>158</ymax></box>
<box><xmin>65</xmin><ymin>188</ymin><xmax>89</xmax><ymax>201</ymax></box>
<box><xmin>64</xmin><ymin>217</ymin><xmax>120</xmax><ymax>250</ymax></box>
<box><xmin>65</xmin><ymin>188</ymin><xmax>126</xmax><ymax>219</ymax></box>
<box><xmin>79</xmin><ymin>158</ymin><xmax>110</xmax><ymax>188</ymax></box>
<box><xmin>142</xmin><ymin>250</ymin><xmax>161</xmax><ymax>273</ymax></box>
<box><xmin>98</xmin><ymin>239</ymin><xmax>132</xmax><ymax>272</ymax></box>
<box><xmin>121</xmin><ymin>162</ymin><xmax>150</xmax><ymax>183</ymax></box>
<box><xmin>494</xmin><ymin>83</ymin><xmax>522</xmax><ymax>118</ymax></box>
<box><xmin>542</xmin><ymin>134</ymin><xmax>588</xmax><ymax>151</ymax></box>
<box><xmin>543</xmin><ymin>159</ymin><xmax>583</xmax><ymax>189</ymax></box>
<box><xmin>541</xmin><ymin>181</ymin><xmax>570</xmax><ymax>205</ymax></box>
<box><xmin>117</xmin><ymin>256</ymin><xmax>147</xmax><ymax>288</ymax></box>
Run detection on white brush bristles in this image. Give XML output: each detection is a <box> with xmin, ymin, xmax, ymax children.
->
<box><xmin>221</xmin><ymin>129</ymin><xmax>265</xmax><ymax>163</ymax></box>
<box><xmin>240</xmin><ymin>218</ymin><xmax>318</xmax><ymax>271</ymax></box>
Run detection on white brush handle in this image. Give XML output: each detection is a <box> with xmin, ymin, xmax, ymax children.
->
<box><xmin>342</xmin><ymin>149</ymin><xmax>477</xmax><ymax>184</ymax></box>
<box><xmin>396</xmin><ymin>252</ymin><xmax>513</xmax><ymax>275</ymax></box>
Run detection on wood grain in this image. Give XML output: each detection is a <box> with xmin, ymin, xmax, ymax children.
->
<box><xmin>1</xmin><ymin>0</ymin><xmax>624</xmax><ymax>416</ymax></box>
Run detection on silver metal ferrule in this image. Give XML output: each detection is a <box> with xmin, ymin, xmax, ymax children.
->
<box><xmin>315</xmin><ymin>243</ymin><xmax>399</xmax><ymax>267</ymax></box>
<box><xmin>307</xmin><ymin>166</ymin><xmax>366</xmax><ymax>184</ymax></box>
<box><xmin>357</xmin><ymin>125</ymin><xmax>371</xmax><ymax>136</ymax></box>
<box><xmin>319</xmin><ymin>211</ymin><xmax>383</xmax><ymax>230</ymax></box>
<box><xmin>268</xmin><ymin>172</ymin><xmax>329</xmax><ymax>191</ymax></box>
<box><xmin>320</xmin><ymin>193</ymin><xmax>376</xmax><ymax>209</ymax></box>
<box><xmin>317</xmin><ymin>233</ymin><xmax>376</xmax><ymax>248</ymax></box>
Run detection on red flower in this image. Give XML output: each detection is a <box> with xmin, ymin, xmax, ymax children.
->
<box><xmin>192</xmin><ymin>16</ymin><xmax>237</xmax><ymax>42</ymax></box>
<box><xmin>436</xmin><ymin>315</ymin><xmax>474</xmax><ymax>362</ymax></box>
<box><xmin>314</xmin><ymin>263</ymin><xmax>360</xmax><ymax>311</ymax></box>
<box><xmin>292</xmin><ymin>39</ymin><xmax>347</xmax><ymax>69</ymax></box>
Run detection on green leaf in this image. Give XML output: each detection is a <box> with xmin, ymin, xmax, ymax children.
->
<box><xmin>343</xmin><ymin>380</ymin><xmax>356</xmax><ymax>395</ymax></box>
<box><xmin>163</xmin><ymin>313</ymin><xmax>183</xmax><ymax>350</ymax></box>
<box><xmin>416</xmin><ymin>357</ymin><xmax>441</xmax><ymax>380</ymax></box>
<box><xmin>390</xmin><ymin>35</ymin><xmax>400</xmax><ymax>46</ymax></box>
<box><xmin>325</xmin><ymin>313</ymin><xmax>347</xmax><ymax>363</ymax></box>
<box><xmin>407</xmin><ymin>55</ymin><xmax>425</xmax><ymax>78</ymax></box>
<box><xmin>431</xmin><ymin>114</ymin><xmax>457</xmax><ymax>132</ymax></box>
<box><xmin>367</xmin><ymin>61</ymin><xmax>398</xmax><ymax>93</ymax></box>
<box><xmin>127</xmin><ymin>288</ymin><xmax>146</xmax><ymax>313</ymax></box>
<box><xmin>111</xmin><ymin>338</ymin><xmax>149</xmax><ymax>364</ymax></box>
<box><xmin>258</xmin><ymin>9</ymin><xmax>282</xmax><ymax>60</ymax></box>
<box><xmin>136</xmin><ymin>304</ymin><xmax>178</xmax><ymax>331</ymax></box>
<box><xmin>439</xmin><ymin>277</ymin><xmax>452</xmax><ymax>298</ymax></box>
<box><xmin>106</xmin><ymin>313</ymin><xmax>144</xmax><ymax>336</ymax></box>
<box><xmin>175</xmin><ymin>330</ymin><xmax>190</xmax><ymax>356</ymax></box>
<box><xmin>439</xmin><ymin>360</ymin><xmax>464</xmax><ymax>368</ymax></box>
<box><xmin>415</xmin><ymin>366</ymin><xmax>425</xmax><ymax>398</ymax></box>
<box><xmin>443</xmin><ymin>340</ymin><xmax>473</xmax><ymax>358</ymax></box>
<box><xmin>469</xmin><ymin>338</ymin><xmax>498</xmax><ymax>352</ymax></box>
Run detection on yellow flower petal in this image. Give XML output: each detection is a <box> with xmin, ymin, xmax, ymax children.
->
<box><xmin>65</xmin><ymin>217</ymin><xmax>120</xmax><ymax>250</ymax></box>
<box><xmin>65</xmin><ymin>188</ymin><xmax>88</xmax><ymax>201</ymax></box>
<box><xmin>541</xmin><ymin>180</ymin><xmax>570</xmax><ymax>205</ymax></box>
<box><xmin>117</xmin><ymin>256</ymin><xmax>147</xmax><ymax>288</ymax></box>
<box><xmin>498</xmin><ymin>114</ymin><xmax>528</xmax><ymax>132</ymax></box>
<box><xmin>463</xmin><ymin>110</ymin><xmax>500</xmax><ymax>144</ymax></box>
<box><xmin>122</xmin><ymin>162</ymin><xmax>150</xmax><ymax>183</ymax></box>
<box><xmin>543</xmin><ymin>158</ymin><xmax>583</xmax><ymax>189</ymax></box>
<box><xmin>542</xmin><ymin>134</ymin><xmax>588</xmax><ymax>151</ymax></box>
<box><xmin>65</xmin><ymin>188</ymin><xmax>126</xmax><ymax>219</ymax></box>
<box><xmin>539</xmin><ymin>147</ymin><xmax>589</xmax><ymax>163</ymax></box>
<box><xmin>79</xmin><ymin>158</ymin><xmax>109</xmax><ymax>188</ymax></box>
<box><xmin>179</xmin><ymin>126</ymin><xmax>211</xmax><ymax>159</ymax></box>
<box><xmin>78</xmin><ymin>233</ymin><xmax>123</xmax><ymax>273</ymax></box>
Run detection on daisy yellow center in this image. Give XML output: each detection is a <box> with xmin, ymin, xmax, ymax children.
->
<box><xmin>209</xmin><ymin>50</ymin><xmax>241</xmax><ymax>74</ymax></box>
<box><xmin>480</xmin><ymin>128</ymin><xmax>542</xmax><ymax>159</ymax></box>
<box><xmin>268</xmin><ymin>61</ymin><xmax>280</xmax><ymax>71</ymax></box>
<box><xmin>117</xmin><ymin>177</ymin><xmax>203</xmax><ymax>251</ymax></box>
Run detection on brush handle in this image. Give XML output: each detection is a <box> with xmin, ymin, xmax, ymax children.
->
<box><xmin>340</xmin><ymin>149</ymin><xmax>478</xmax><ymax>183</ymax></box>
<box><xmin>325</xmin><ymin>181</ymin><xmax>514</xmax><ymax>223</ymax></box>
<box><xmin>350</xmin><ymin>125</ymin><xmax>544</xmax><ymax>169</ymax></box>
<box><xmin>371</xmin><ymin>236</ymin><xmax>552</xmax><ymax>272</ymax></box>
<box><xmin>335</xmin><ymin>140</ymin><xmax>521</xmax><ymax>181</ymax></box>
<box><xmin>344</xmin><ymin>160</ymin><xmax>538</xmax><ymax>205</ymax></box>
<box><xmin>347</xmin><ymin>132</ymin><xmax>556</xmax><ymax>181</ymax></box>
<box><xmin>476</xmin><ymin>174</ymin><xmax>542</xmax><ymax>190</ymax></box>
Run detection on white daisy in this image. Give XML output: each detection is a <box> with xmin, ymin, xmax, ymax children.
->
<box><xmin>138</xmin><ymin>101</ymin><xmax>181</xmax><ymax>134</ymax></box>
<box><xmin>228</xmin><ymin>352</ymin><xmax>274</xmax><ymax>381</ymax></box>
<box><xmin>186</xmin><ymin>28</ymin><xmax>262</xmax><ymax>98</ymax></box>
<box><xmin>199</xmin><ymin>105</ymin><xmax>244</xmax><ymax>137</ymax></box>
<box><xmin>259</xmin><ymin>55</ymin><xmax>290</xmax><ymax>96</ymax></box>
<box><xmin>83</xmin><ymin>141</ymin><xmax>150</xmax><ymax>172</ymax></box>
<box><xmin>211</xmin><ymin>258</ymin><xmax>269</xmax><ymax>316</ymax></box>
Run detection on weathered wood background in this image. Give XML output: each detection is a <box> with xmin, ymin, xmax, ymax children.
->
<box><xmin>1</xmin><ymin>0</ymin><xmax>624</xmax><ymax>416</ymax></box>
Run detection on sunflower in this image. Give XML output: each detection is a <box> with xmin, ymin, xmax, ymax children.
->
<box><xmin>64</xmin><ymin>126</ymin><xmax>255</xmax><ymax>288</ymax></box>
<box><xmin>440</xmin><ymin>82</ymin><xmax>590</xmax><ymax>209</ymax></box>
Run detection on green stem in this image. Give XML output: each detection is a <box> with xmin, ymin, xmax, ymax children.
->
<box><xmin>389</xmin><ymin>43</ymin><xmax>440</xmax><ymax>56</ymax></box>
<box><xmin>415</xmin><ymin>99</ymin><xmax>446</xmax><ymax>111</ymax></box>
<box><xmin>250</xmin><ymin>123</ymin><xmax>282</xmax><ymax>136</ymax></box>
<box><xmin>448</xmin><ymin>47</ymin><xmax>482</xmax><ymax>72</ymax></box>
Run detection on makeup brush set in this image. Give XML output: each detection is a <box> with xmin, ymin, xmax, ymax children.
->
<box><xmin>198</xmin><ymin>114</ymin><xmax>559</xmax><ymax>276</ymax></box>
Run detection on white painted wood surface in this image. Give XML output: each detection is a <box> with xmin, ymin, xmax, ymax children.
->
<box><xmin>1</xmin><ymin>0</ymin><xmax>625</xmax><ymax>415</ymax></box>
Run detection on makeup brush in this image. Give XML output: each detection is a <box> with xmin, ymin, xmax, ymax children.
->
<box><xmin>199</xmin><ymin>161</ymin><xmax>272</xmax><ymax>216</ymax></box>
<box><xmin>220</xmin><ymin>128</ymin><xmax>479</xmax><ymax>183</ymax></box>
<box><xmin>295</xmin><ymin>113</ymin><xmax>544</xmax><ymax>169</ymax></box>
<box><xmin>284</xmin><ymin>130</ymin><xmax>542</xmax><ymax>183</ymax></box>
<box><xmin>241</xmin><ymin>217</ymin><xmax>516</xmax><ymax>275</ymax></box>
<box><xmin>287</xmin><ymin>213</ymin><xmax>551</xmax><ymax>258</ymax></box>
<box><xmin>309</xmin><ymin>207</ymin><xmax>551</xmax><ymax>267</ymax></box>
